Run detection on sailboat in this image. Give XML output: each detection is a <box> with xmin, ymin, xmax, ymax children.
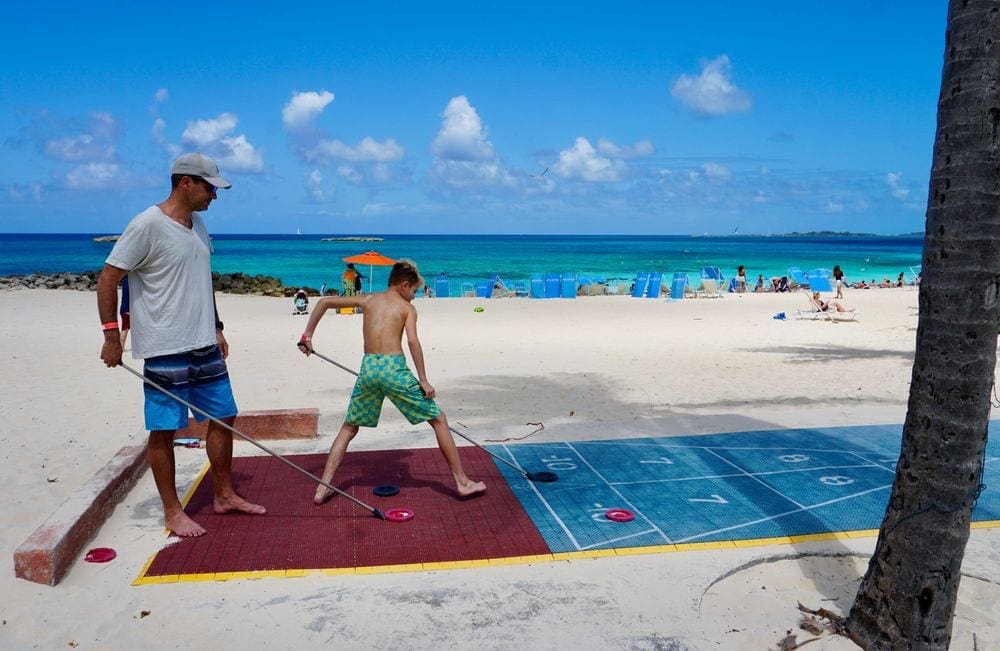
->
<box><xmin>296</xmin><ymin>227</ymin><xmax>302</xmax><ymax>235</ymax></box>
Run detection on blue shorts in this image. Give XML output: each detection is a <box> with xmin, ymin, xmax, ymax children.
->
<box><xmin>142</xmin><ymin>345</ymin><xmax>238</xmax><ymax>431</ymax></box>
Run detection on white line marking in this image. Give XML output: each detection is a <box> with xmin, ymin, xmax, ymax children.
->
<box><xmin>500</xmin><ymin>444</ymin><xmax>582</xmax><ymax>550</ymax></box>
<box><xmin>565</xmin><ymin>442</ymin><xmax>673</xmax><ymax>544</ymax></box>
<box><xmin>703</xmin><ymin>447</ymin><xmax>807</xmax><ymax>510</ymax></box>
<box><xmin>674</xmin><ymin>484</ymin><xmax>892</xmax><ymax>543</ymax></box>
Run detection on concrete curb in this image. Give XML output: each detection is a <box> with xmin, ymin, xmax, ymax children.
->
<box><xmin>13</xmin><ymin>408</ymin><xmax>319</xmax><ymax>586</ymax></box>
<box><xmin>14</xmin><ymin>444</ymin><xmax>148</xmax><ymax>586</ymax></box>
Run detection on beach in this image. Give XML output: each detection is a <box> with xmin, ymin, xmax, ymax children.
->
<box><xmin>3</xmin><ymin>287</ymin><xmax>998</xmax><ymax>650</ymax></box>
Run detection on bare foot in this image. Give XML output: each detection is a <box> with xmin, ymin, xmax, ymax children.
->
<box><xmin>213</xmin><ymin>493</ymin><xmax>267</xmax><ymax>516</ymax></box>
<box><xmin>457</xmin><ymin>479</ymin><xmax>487</xmax><ymax>498</ymax></box>
<box><xmin>165</xmin><ymin>510</ymin><xmax>207</xmax><ymax>538</ymax></box>
<box><xmin>313</xmin><ymin>484</ymin><xmax>336</xmax><ymax>505</ymax></box>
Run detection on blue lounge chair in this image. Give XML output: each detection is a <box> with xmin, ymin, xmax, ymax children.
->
<box><xmin>669</xmin><ymin>272</ymin><xmax>687</xmax><ymax>301</ymax></box>
<box><xmin>433</xmin><ymin>274</ymin><xmax>450</xmax><ymax>298</ymax></box>
<box><xmin>645</xmin><ymin>272</ymin><xmax>663</xmax><ymax>299</ymax></box>
<box><xmin>805</xmin><ymin>269</ymin><xmax>833</xmax><ymax>292</ymax></box>
<box><xmin>560</xmin><ymin>273</ymin><xmax>577</xmax><ymax>298</ymax></box>
<box><xmin>544</xmin><ymin>273</ymin><xmax>561</xmax><ymax>298</ymax></box>
<box><xmin>700</xmin><ymin>266</ymin><xmax>725</xmax><ymax>283</ymax></box>
<box><xmin>788</xmin><ymin>267</ymin><xmax>809</xmax><ymax>289</ymax></box>
<box><xmin>530</xmin><ymin>274</ymin><xmax>545</xmax><ymax>298</ymax></box>
<box><xmin>631</xmin><ymin>272</ymin><xmax>650</xmax><ymax>298</ymax></box>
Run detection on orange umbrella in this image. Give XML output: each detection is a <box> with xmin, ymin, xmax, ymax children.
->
<box><xmin>342</xmin><ymin>250</ymin><xmax>396</xmax><ymax>293</ymax></box>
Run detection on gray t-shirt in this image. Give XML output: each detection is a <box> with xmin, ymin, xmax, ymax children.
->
<box><xmin>106</xmin><ymin>206</ymin><xmax>217</xmax><ymax>359</ymax></box>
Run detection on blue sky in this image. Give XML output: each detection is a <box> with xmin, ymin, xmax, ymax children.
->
<box><xmin>1</xmin><ymin>1</ymin><xmax>946</xmax><ymax>235</ymax></box>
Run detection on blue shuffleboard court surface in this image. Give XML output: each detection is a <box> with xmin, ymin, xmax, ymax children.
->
<box><xmin>488</xmin><ymin>422</ymin><xmax>1000</xmax><ymax>555</ymax></box>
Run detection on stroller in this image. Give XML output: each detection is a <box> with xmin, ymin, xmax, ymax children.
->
<box><xmin>292</xmin><ymin>289</ymin><xmax>309</xmax><ymax>315</ymax></box>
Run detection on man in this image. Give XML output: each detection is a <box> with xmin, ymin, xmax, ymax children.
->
<box><xmin>97</xmin><ymin>153</ymin><xmax>266</xmax><ymax>537</ymax></box>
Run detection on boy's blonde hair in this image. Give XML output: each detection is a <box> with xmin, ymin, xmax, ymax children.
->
<box><xmin>388</xmin><ymin>258</ymin><xmax>424</xmax><ymax>288</ymax></box>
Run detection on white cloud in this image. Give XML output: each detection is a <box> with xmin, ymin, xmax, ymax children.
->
<box><xmin>824</xmin><ymin>200</ymin><xmax>845</xmax><ymax>213</ymax></box>
<box><xmin>431</xmin><ymin>96</ymin><xmax>496</xmax><ymax>162</ymax></box>
<box><xmin>154</xmin><ymin>88</ymin><xmax>168</xmax><ymax>103</ymax></box>
<box><xmin>182</xmin><ymin>113</ymin><xmax>239</xmax><ymax>146</ymax></box>
<box><xmin>282</xmin><ymin>90</ymin><xmax>335</xmax><ymax>131</ymax></box>
<box><xmin>553</xmin><ymin>137</ymin><xmax>627</xmax><ymax>182</ymax></box>
<box><xmin>66</xmin><ymin>162</ymin><xmax>120</xmax><ymax>189</ymax></box>
<box><xmin>431</xmin><ymin>159</ymin><xmax>515</xmax><ymax>189</ymax></box>
<box><xmin>702</xmin><ymin>162</ymin><xmax>732</xmax><ymax>181</ymax></box>
<box><xmin>671</xmin><ymin>55</ymin><xmax>752</xmax><ymax>116</ymax></box>
<box><xmin>596</xmin><ymin>138</ymin><xmax>654</xmax><ymax>159</ymax></box>
<box><xmin>337</xmin><ymin>165</ymin><xmax>363</xmax><ymax>184</ymax></box>
<box><xmin>362</xmin><ymin>202</ymin><xmax>407</xmax><ymax>216</ymax></box>
<box><xmin>42</xmin><ymin>112</ymin><xmax>119</xmax><ymax>162</ymax></box>
<box><xmin>180</xmin><ymin>113</ymin><xmax>264</xmax><ymax>173</ymax></box>
<box><xmin>305</xmin><ymin>169</ymin><xmax>332</xmax><ymax>202</ymax></box>
<box><xmin>886</xmin><ymin>171</ymin><xmax>910</xmax><ymax>199</ymax></box>
<box><xmin>308</xmin><ymin>136</ymin><xmax>404</xmax><ymax>164</ymax></box>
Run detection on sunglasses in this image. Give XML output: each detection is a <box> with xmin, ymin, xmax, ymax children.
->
<box><xmin>187</xmin><ymin>176</ymin><xmax>217</xmax><ymax>192</ymax></box>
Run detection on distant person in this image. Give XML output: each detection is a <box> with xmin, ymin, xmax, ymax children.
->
<box><xmin>813</xmin><ymin>292</ymin><xmax>855</xmax><ymax>313</ymax></box>
<box><xmin>879</xmin><ymin>277</ymin><xmax>893</xmax><ymax>288</ymax></box>
<box><xmin>319</xmin><ymin>282</ymin><xmax>327</xmax><ymax>297</ymax></box>
<box><xmin>297</xmin><ymin>260</ymin><xmax>486</xmax><ymax>503</ymax></box>
<box><xmin>736</xmin><ymin>264</ymin><xmax>748</xmax><ymax>293</ymax></box>
<box><xmin>775</xmin><ymin>276</ymin><xmax>790</xmax><ymax>293</ymax></box>
<box><xmin>896</xmin><ymin>272</ymin><xmax>905</xmax><ymax>287</ymax></box>
<box><xmin>119</xmin><ymin>277</ymin><xmax>131</xmax><ymax>349</ymax></box>
<box><xmin>355</xmin><ymin>269</ymin><xmax>364</xmax><ymax>294</ymax></box>
<box><xmin>341</xmin><ymin>263</ymin><xmax>358</xmax><ymax>296</ymax></box>
<box><xmin>754</xmin><ymin>274</ymin><xmax>764</xmax><ymax>293</ymax></box>
<box><xmin>97</xmin><ymin>152</ymin><xmax>265</xmax><ymax>538</ymax></box>
<box><xmin>833</xmin><ymin>265</ymin><xmax>845</xmax><ymax>299</ymax></box>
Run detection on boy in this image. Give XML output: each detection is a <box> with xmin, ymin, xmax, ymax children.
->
<box><xmin>297</xmin><ymin>259</ymin><xmax>486</xmax><ymax>504</ymax></box>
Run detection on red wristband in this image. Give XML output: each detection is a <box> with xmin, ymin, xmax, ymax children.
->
<box><xmin>102</xmin><ymin>321</ymin><xmax>119</xmax><ymax>331</ymax></box>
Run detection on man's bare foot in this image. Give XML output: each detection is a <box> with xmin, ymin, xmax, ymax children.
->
<box><xmin>165</xmin><ymin>510</ymin><xmax>207</xmax><ymax>538</ymax></box>
<box><xmin>213</xmin><ymin>493</ymin><xmax>267</xmax><ymax>516</ymax></box>
<box><xmin>457</xmin><ymin>478</ymin><xmax>487</xmax><ymax>498</ymax></box>
<box><xmin>314</xmin><ymin>484</ymin><xmax>335</xmax><ymax>505</ymax></box>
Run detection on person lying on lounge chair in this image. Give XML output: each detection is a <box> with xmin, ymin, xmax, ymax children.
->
<box><xmin>812</xmin><ymin>292</ymin><xmax>854</xmax><ymax>313</ymax></box>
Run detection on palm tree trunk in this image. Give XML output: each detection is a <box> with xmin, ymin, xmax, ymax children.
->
<box><xmin>846</xmin><ymin>1</ymin><xmax>1000</xmax><ymax>648</ymax></box>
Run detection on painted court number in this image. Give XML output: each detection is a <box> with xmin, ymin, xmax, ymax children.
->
<box><xmin>541</xmin><ymin>456</ymin><xmax>577</xmax><ymax>471</ymax></box>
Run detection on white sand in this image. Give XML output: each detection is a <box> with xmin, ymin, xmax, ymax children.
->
<box><xmin>2</xmin><ymin>287</ymin><xmax>997</xmax><ymax>649</ymax></box>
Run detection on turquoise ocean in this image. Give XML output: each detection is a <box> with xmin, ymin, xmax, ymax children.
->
<box><xmin>0</xmin><ymin>233</ymin><xmax>923</xmax><ymax>297</ymax></box>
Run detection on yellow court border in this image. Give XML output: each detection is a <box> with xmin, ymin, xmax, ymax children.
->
<box><xmin>132</xmin><ymin>520</ymin><xmax>1000</xmax><ymax>586</ymax></box>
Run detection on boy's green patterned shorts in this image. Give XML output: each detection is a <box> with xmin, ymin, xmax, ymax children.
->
<box><xmin>345</xmin><ymin>354</ymin><xmax>441</xmax><ymax>427</ymax></box>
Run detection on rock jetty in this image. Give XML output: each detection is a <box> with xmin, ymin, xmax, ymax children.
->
<box><xmin>0</xmin><ymin>271</ymin><xmax>319</xmax><ymax>296</ymax></box>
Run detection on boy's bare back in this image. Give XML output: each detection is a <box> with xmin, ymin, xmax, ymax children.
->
<box><xmin>356</xmin><ymin>290</ymin><xmax>415</xmax><ymax>354</ymax></box>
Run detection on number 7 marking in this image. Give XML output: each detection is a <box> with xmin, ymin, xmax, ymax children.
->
<box><xmin>689</xmin><ymin>494</ymin><xmax>728</xmax><ymax>504</ymax></box>
<box><xmin>640</xmin><ymin>456</ymin><xmax>674</xmax><ymax>465</ymax></box>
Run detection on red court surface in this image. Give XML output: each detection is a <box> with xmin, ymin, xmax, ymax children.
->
<box><xmin>135</xmin><ymin>447</ymin><xmax>550</xmax><ymax>584</ymax></box>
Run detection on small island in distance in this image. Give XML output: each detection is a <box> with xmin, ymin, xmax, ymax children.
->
<box><xmin>320</xmin><ymin>236</ymin><xmax>384</xmax><ymax>242</ymax></box>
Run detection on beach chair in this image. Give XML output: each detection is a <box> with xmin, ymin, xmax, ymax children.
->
<box><xmin>668</xmin><ymin>273</ymin><xmax>687</xmax><ymax>302</ymax></box>
<box><xmin>560</xmin><ymin>273</ymin><xmax>577</xmax><ymax>299</ymax></box>
<box><xmin>645</xmin><ymin>272</ymin><xmax>663</xmax><ymax>299</ymax></box>
<box><xmin>631</xmin><ymin>272</ymin><xmax>650</xmax><ymax>298</ymax></box>
<box><xmin>433</xmin><ymin>274</ymin><xmax>450</xmax><ymax>298</ymax></box>
<box><xmin>796</xmin><ymin>293</ymin><xmax>857</xmax><ymax>322</ymax></box>
<box><xmin>544</xmin><ymin>273</ymin><xmax>561</xmax><ymax>298</ymax></box>
<box><xmin>529</xmin><ymin>274</ymin><xmax>545</xmax><ymax>298</ymax></box>
<box><xmin>700</xmin><ymin>266</ymin><xmax>725</xmax><ymax>284</ymax></box>
<box><xmin>804</xmin><ymin>271</ymin><xmax>833</xmax><ymax>292</ymax></box>
<box><xmin>698</xmin><ymin>278</ymin><xmax>723</xmax><ymax>298</ymax></box>
<box><xmin>488</xmin><ymin>274</ymin><xmax>517</xmax><ymax>298</ymax></box>
<box><xmin>787</xmin><ymin>267</ymin><xmax>809</xmax><ymax>289</ymax></box>
<box><xmin>909</xmin><ymin>265</ymin><xmax>922</xmax><ymax>287</ymax></box>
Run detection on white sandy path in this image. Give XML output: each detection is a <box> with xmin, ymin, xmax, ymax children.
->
<box><xmin>1</xmin><ymin>287</ymin><xmax>997</xmax><ymax>650</ymax></box>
